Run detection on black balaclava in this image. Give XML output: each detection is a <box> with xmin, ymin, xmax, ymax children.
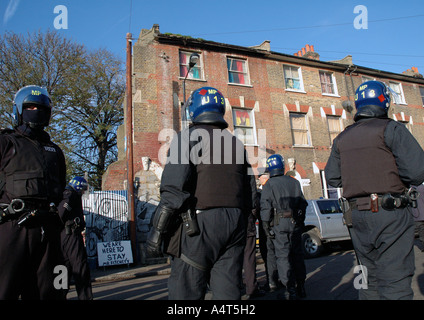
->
<box><xmin>22</xmin><ymin>107</ymin><xmax>51</xmax><ymax>129</ymax></box>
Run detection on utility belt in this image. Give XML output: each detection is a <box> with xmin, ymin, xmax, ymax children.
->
<box><xmin>65</xmin><ymin>217</ymin><xmax>84</xmax><ymax>235</ymax></box>
<box><xmin>0</xmin><ymin>198</ymin><xmax>58</xmax><ymax>226</ymax></box>
<box><xmin>349</xmin><ymin>190</ymin><xmax>418</xmax><ymax>212</ymax></box>
<box><xmin>339</xmin><ymin>189</ymin><xmax>419</xmax><ymax>227</ymax></box>
<box><xmin>273</xmin><ymin>210</ymin><xmax>293</xmax><ymax>225</ymax></box>
<box><xmin>273</xmin><ymin>209</ymin><xmax>304</xmax><ymax>226</ymax></box>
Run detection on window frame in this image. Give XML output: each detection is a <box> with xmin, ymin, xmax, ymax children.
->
<box><xmin>326</xmin><ymin>115</ymin><xmax>343</xmax><ymax>146</ymax></box>
<box><xmin>227</xmin><ymin>57</ymin><xmax>251</xmax><ymax>86</ymax></box>
<box><xmin>289</xmin><ymin>112</ymin><xmax>312</xmax><ymax>147</ymax></box>
<box><xmin>283</xmin><ymin>65</ymin><xmax>305</xmax><ymax>92</ymax></box>
<box><xmin>419</xmin><ymin>86</ymin><xmax>424</xmax><ymax>106</ymax></box>
<box><xmin>231</xmin><ymin>107</ymin><xmax>258</xmax><ymax>146</ymax></box>
<box><xmin>388</xmin><ymin>81</ymin><xmax>406</xmax><ymax>105</ymax></box>
<box><xmin>319</xmin><ymin>70</ymin><xmax>339</xmax><ymax>96</ymax></box>
<box><xmin>179</xmin><ymin>50</ymin><xmax>204</xmax><ymax>81</ymax></box>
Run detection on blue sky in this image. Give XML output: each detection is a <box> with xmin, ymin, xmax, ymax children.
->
<box><xmin>1</xmin><ymin>0</ymin><xmax>424</xmax><ymax>75</ymax></box>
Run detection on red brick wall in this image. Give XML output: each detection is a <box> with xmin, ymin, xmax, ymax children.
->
<box><xmin>103</xmin><ymin>30</ymin><xmax>424</xmax><ymax>199</ymax></box>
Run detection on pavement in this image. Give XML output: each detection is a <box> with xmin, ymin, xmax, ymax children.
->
<box><xmin>89</xmin><ymin>255</ymin><xmax>272</xmax><ymax>283</ymax></box>
<box><xmin>90</xmin><ymin>258</ymin><xmax>172</xmax><ymax>283</ymax></box>
<box><xmin>87</xmin><ymin>242</ymin><xmax>424</xmax><ymax>300</ymax></box>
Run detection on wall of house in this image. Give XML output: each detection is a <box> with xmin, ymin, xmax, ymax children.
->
<box><xmin>103</xmin><ymin>25</ymin><xmax>424</xmax><ymax>202</ymax></box>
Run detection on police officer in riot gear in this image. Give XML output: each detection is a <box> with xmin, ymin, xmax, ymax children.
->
<box><xmin>0</xmin><ymin>85</ymin><xmax>67</xmax><ymax>299</ymax></box>
<box><xmin>146</xmin><ymin>87</ymin><xmax>257</xmax><ymax>300</ymax></box>
<box><xmin>325</xmin><ymin>80</ymin><xmax>424</xmax><ymax>300</ymax></box>
<box><xmin>58</xmin><ymin>176</ymin><xmax>93</xmax><ymax>300</ymax></box>
<box><xmin>260</xmin><ymin>154</ymin><xmax>307</xmax><ymax>300</ymax></box>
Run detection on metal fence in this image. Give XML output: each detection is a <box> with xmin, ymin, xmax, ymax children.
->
<box><xmin>82</xmin><ymin>190</ymin><xmax>129</xmax><ymax>263</ymax></box>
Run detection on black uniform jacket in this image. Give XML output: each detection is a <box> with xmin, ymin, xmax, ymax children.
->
<box><xmin>159</xmin><ymin>123</ymin><xmax>257</xmax><ymax>213</ymax></box>
<box><xmin>0</xmin><ymin>125</ymin><xmax>66</xmax><ymax>207</ymax></box>
<box><xmin>260</xmin><ymin>174</ymin><xmax>307</xmax><ymax>223</ymax></box>
<box><xmin>325</xmin><ymin>110</ymin><xmax>424</xmax><ymax>192</ymax></box>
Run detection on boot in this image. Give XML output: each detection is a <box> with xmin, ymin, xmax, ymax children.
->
<box><xmin>296</xmin><ymin>280</ymin><xmax>306</xmax><ymax>298</ymax></box>
<box><xmin>287</xmin><ymin>285</ymin><xmax>298</xmax><ymax>300</ymax></box>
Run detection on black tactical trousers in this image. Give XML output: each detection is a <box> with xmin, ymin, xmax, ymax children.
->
<box><xmin>0</xmin><ymin>220</ymin><xmax>65</xmax><ymax>299</ymax></box>
<box><xmin>61</xmin><ymin>229</ymin><xmax>93</xmax><ymax>300</ymax></box>
<box><xmin>350</xmin><ymin>207</ymin><xmax>415</xmax><ymax>300</ymax></box>
<box><xmin>267</xmin><ymin>218</ymin><xmax>305</xmax><ymax>287</ymax></box>
<box><xmin>168</xmin><ymin>207</ymin><xmax>246</xmax><ymax>300</ymax></box>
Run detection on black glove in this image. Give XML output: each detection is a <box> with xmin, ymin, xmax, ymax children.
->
<box><xmin>145</xmin><ymin>205</ymin><xmax>175</xmax><ymax>258</ymax></box>
<box><xmin>146</xmin><ymin>228</ymin><xmax>164</xmax><ymax>257</ymax></box>
<box><xmin>63</xmin><ymin>188</ymin><xmax>80</xmax><ymax>207</ymax></box>
<box><xmin>262</xmin><ymin>221</ymin><xmax>275</xmax><ymax>239</ymax></box>
<box><xmin>57</xmin><ymin>188</ymin><xmax>81</xmax><ymax>222</ymax></box>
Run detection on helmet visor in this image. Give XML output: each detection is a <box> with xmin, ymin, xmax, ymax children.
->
<box><xmin>22</xmin><ymin>93</ymin><xmax>51</xmax><ymax>109</ymax></box>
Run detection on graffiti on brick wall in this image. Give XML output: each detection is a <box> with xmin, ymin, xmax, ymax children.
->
<box><xmin>82</xmin><ymin>191</ymin><xmax>129</xmax><ymax>259</ymax></box>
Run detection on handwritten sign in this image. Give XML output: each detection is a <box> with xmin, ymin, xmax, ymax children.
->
<box><xmin>97</xmin><ymin>241</ymin><xmax>133</xmax><ymax>267</ymax></box>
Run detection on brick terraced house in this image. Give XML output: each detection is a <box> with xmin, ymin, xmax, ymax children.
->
<box><xmin>103</xmin><ymin>24</ymin><xmax>424</xmax><ymax>200</ymax></box>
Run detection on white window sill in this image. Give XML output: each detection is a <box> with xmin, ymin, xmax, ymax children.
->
<box><xmin>178</xmin><ymin>77</ymin><xmax>206</xmax><ymax>82</ymax></box>
<box><xmin>285</xmin><ymin>89</ymin><xmax>306</xmax><ymax>94</ymax></box>
<box><xmin>321</xmin><ymin>93</ymin><xmax>340</xmax><ymax>98</ymax></box>
<box><xmin>228</xmin><ymin>82</ymin><xmax>253</xmax><ymax>88</ymax></box>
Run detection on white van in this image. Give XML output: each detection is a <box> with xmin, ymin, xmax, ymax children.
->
<box><xmin>302</xmin><ymin>199</ymin><xmax>351</xmax><ymax>258</ymax></box>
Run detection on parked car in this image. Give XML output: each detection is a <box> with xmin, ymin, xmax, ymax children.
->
<box><xmin>302</xmin><ymin>199</ymin><xmax>351</xmax><ymax>258</ymax></box>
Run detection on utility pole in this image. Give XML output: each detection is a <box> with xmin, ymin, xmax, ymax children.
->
<box><xmin>126</xmin><ymin>32</ymin><xmax>137</xmax><ymax>262</ymax></box>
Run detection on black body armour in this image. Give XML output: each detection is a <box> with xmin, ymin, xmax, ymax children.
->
<box><xmin>1</xmin><ymin>130</ymin><xmax>64</xmax><ymax>207</ymax></box>
<box><xmin>336</xmin><ymin>118</ymin><xmax>405</xmax><ymax>199</ymax></box>
<box><xmin>190</xmin><ymin>124</ymin><xmax>251</xmax><ymax>209</ymax></box>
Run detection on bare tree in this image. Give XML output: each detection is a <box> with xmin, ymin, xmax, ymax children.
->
<box><xmin>60</xmin><ymin>49</ymin><xmax>125</xmax><ymax>189</ymax></box>
<box><xmin>0</xmin><ymin>30</ymin><xmax>85</xmax><ymax>128</ymax></box>
<box><xmin>0</xmin><ymin>30</ymin><xmax>124</xmax><ymax>189</ymax></box>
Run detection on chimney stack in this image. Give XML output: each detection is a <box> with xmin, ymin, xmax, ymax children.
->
<box><xmin>402</xmin><ymin>66</ymin><xmax>423</xmax><ymax>78</ymax></box>
<box><xmin>294</xmin><ymin>44</ymin><xmax>319</xmax><ymax>60</ymax></box>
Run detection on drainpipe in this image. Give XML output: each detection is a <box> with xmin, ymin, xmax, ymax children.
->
<box><xmin>349</xmin><ymin>66</ymin><xmax>358</xmax><ymax>98</ymax></box>
<box><xmin>344</xmin><ymin>65</ymin><xmax>352</xmax><ymax>102</ymax></box>
<box><xmin>343</xmin><ymin>65</ymin><xmax>357</xmax><ymax>114</ymax></box>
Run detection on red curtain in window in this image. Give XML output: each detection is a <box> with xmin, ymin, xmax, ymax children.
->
<box><xmin>235</xmin><ymin>60</ymin><xmax>245</xmax><ymax>84</ymax></box>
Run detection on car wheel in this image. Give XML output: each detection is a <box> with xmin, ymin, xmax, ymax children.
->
<box><xmin>302</xmin><ymin>230</ymin><xmax>323</xmax><ymax>258</ymax></box>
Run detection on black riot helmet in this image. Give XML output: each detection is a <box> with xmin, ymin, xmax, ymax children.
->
<box><xmin>187</xmin><ymin>87</ymin><xmax>227</xmax><ymax>127</ymax></box>
<box><xmin>12</xmin><ymin>85</ymin><xmax>52</xmax><ymax>129</ymax></box>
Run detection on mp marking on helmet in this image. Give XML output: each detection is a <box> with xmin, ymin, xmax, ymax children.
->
<box><xmin>358</xmin><ymin>84</ymin><xmax>367</xmax><ymax>91</ymax></box>
<box><xmin>31</xmin><ymin>90</ymin><xmax>42</xmax><ymax>96</ymax></box>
